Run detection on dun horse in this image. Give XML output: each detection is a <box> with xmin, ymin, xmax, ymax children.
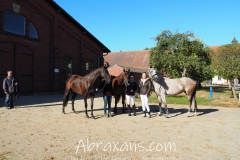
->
<box><xmin>148</xmin><ymin>66</ymin><xmax>197</xmax><ymax>117</ymax></box>
<box><xmin>62</xmin><ymin>66</ymin><xmax>111</xmax><ymax>119</ymax></box>
<box><xmin>112</xmin><ymin>68</ymin><xmax>130</xmax><ymax>114</ymax></box>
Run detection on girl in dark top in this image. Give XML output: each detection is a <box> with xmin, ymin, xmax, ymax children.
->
<box><xmin>126</xmin><ymin>75</ymin><xmax>138</xmax><ymax>116</ymax></box>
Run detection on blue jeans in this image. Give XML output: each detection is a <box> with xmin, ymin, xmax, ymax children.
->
<box><xmin>103</xmin><ymin>96</ymin><xmax>112</xmax><ymax>113</ymax></box>
<box><xmin>5</xmin><ymin>93</ymin><xmax>14</xmax><ymax>108</ymax></box>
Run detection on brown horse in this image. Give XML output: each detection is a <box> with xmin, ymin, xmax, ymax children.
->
<box><xmin>112</xmin><ymin>68</ymin><xmax>130</xmax><ymax>114</ymax></box>
<box><xmin>62</xmin><ymin>66</ymin><xmax>111</xmax><ymax>119</ymax></box>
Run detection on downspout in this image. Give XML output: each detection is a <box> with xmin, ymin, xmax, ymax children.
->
<box><xmin>98</xmin><ymin>52</ymin><xmax>109</xmax><ymax>68</ymax></box>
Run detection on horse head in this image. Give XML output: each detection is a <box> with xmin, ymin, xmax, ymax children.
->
<box><xmin>148</xmin><ymin>66</ymin><xmax>158</xmax><ymax>82</ymax></box>
<box><xmin>101</xmin><ymin>66</ymin><xmax>111</xmax><ymax>84</ymax></box>
<box><xmin>122</xmin><ymin>68</ymin><xmax>130</xmax><ymax>86</ymax></box>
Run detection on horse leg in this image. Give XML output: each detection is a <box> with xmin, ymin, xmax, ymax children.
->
<box><xmin>71</xmin><ymin>92</ymin><xmax>77</xmax><ymax>113</ymax></box>
<box><xmin>161</xmin><ymin>94</ymin><xmax>169</xmax><ymax>118</ymax></box>
<box><xmin>193</xmin><ymin>96</ymin><xmax>197</xmax><ymax>116</ymax></box>
<box><xmin>114</xmin><ymin>95</ymin><xmax>118</xmax><ymax>114</ymax></box>
<box><xmin>157</xmin><ymin>95</ymin><xmax>162</xmax><ymax>116</ymax></box>
<box><xmin>90</xmin><ymin>95</ymin><xmax>95</xmax><ymax>119</ymax></box>
<box><xmin>122</xmin><ymin>95</ymin><xmax>126</xmax><ymax>114</ymax></box>
<box><xmin>187</xmin><ymin>95</ymin><xmax>193</xmax><ymax>117</ymax></box>
<box><xmin>84</xmin><ymin>96</ymin><xmax>89</xmax><ymax>118</ymax></box>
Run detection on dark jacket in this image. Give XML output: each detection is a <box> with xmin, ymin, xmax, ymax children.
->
<box><xmin>3</xmin><ymin>77</ymin><xmax>16</xmax><ymax>93</ymax></box>
<box><xmin>98</xmin><ymin>80</ymin><xmax>114</xmax><ymax>96</ymax></box>
<box><xmin>126</xmin><ymin>80</ymin><xmax>137</xmax><ymax>95</ymax></box>
<box><xmin>139</xmin><ymin>78</ymin><xmax>152</xmax><ymax>95</ymax></box>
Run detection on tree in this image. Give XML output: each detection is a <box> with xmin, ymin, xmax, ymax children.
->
<box><xmin>149</xmin><ymin>30</ymin><xmax>213</xmax><ymax>87</ymax></box>
<box><xmin>211</xmin><ymin>43</ymin><xmax>240</xmax><ymax>99</ymax></box>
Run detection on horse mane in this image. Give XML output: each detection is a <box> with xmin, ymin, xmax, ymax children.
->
<box><xmin>85</xmin><ymin>67</ymin><xmax>104</xmax><ymax>77</ymax></box>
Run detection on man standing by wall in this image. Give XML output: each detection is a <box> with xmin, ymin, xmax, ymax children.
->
<box><xmin>2</xmin><ymin>71</ymin><xmax>18</xmax><ymax>109</ymax></box>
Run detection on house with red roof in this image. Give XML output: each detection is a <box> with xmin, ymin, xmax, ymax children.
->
<box><xmin>209</xmin><ymin>36</ymin><xmax>238</xmax><ymax>85</ymax></box>
<box><xmin>104</xmin><ymin>50</ymin><xmax>150</xmax><ymax>81</ymax></box>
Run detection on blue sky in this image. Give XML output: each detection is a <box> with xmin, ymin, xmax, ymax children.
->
<box><xmin>55</xmin><ymin>0</ymin><xmax>239</xmax><ymax>52</ymax></box>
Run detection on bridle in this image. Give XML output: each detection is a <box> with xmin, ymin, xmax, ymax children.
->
<box><xmin>149</xmin><ymin>69</ymin><xmax>158</xmax><ymax>82</ymax></box>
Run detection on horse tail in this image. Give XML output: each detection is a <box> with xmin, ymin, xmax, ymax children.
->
<box><xmin>63</xmin><ymin>78</ymin><xmax>71</xmax><ymax>107</ymax></box>
<box><xmin>190</xmin><ymin>83</ymin><xmax>197</xmax><ymax>109</ymax></box>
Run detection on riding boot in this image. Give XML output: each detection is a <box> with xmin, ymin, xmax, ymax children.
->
<box><xmin>133</xmin><ymin>104</ymin><xmax>136</xmax><ymax>116</ymax></box>
<box><xmin>127</xmin><ymin>104</ymin><xmax>131</xmax><ymax>116</ymax></box>
<box><xmin>147</xmin><ymin>112</ymin><xmax>151</xmax><ymax>118</ymax></box>
<box><xmin>142</xmin><ymin>111</ymin><xmax>146</xmax><ymax>118</ymax></box>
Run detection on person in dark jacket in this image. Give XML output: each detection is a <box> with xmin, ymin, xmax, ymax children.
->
<box><xmin>138</xmin><ymin>72</ymin><xmax>152</xmax><ymax>118</ymax></box>
<box><xmin>96</xmin><ymin>76</ymin><xmax>114</xmax><ymax>117</ymax></box>
<box><xmin>2</xmin><ymin>71</ymin><xmax>18</xmax><ymax>109</ymax></box>
<box><xmin>126</xmin><ymin>75</ymin><xmax>138</xmax><ymax>116</ymax></box>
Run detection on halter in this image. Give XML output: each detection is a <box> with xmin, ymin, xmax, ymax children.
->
<box><xmin>97</xmin><ymin>69</ymin><xmax>111</xmax><ymax>91</ymax></box>
<box><xmin>123</xmin><ymin>77</ymin><xmax>128</xmax><ymax>86</ymax></box>
<box><xmin>149</xmin><ymin>68</ymin><xmax>158</xmax><ymax>82</ymax></box>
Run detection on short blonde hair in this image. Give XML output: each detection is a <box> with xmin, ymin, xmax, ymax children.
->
<box><xmin>7</xmin><ymin>71</ymin><xmax>12</xmax><ymax>74</ymax></box>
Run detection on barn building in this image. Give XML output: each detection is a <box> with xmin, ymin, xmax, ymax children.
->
<box><xmin>104</xmin><ymin>50</ymin><xmax>150</xmax><ymax>82</ymax></box>
<box><xmin>0</xmin><ymin>0</ymin><xmax>110</xmax><ymax>95</ymax></box>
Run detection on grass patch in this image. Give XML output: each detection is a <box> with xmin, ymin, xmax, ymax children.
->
<box><xmin>135</xmin><ymin>85</ymin><xmax>240</xmax><ymax>108</ymax></box>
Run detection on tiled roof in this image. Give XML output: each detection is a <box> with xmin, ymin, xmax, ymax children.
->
<box><xmin>108</xmin><ymin>64</ymin><xmax>124</xmax><ymax>76</ymax></box>
<box><xmin>208</xmin><ymin>46</ymin><xmax>219</xmax><ymax>51</ymax></box>
<box><xmin>104</xmin><ymin>50</ymin><xmax>150</xmax><ymax>70</ymax></box>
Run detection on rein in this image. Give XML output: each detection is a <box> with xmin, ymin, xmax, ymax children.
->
<box><xmin>96</xmin><ymin>69</ymin><xmax>111</xmax><ymax>91</ymax></box>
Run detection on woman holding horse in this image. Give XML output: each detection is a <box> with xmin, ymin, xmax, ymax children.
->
<box><xmin>126</xmin><ymin>75</ymin><xmax>138</xmax><ymax>116</ymax></box>
<box><xmin>138</xmin><ymin>72</ymin><xmax>152</xmax><ymax>118</ymax></box>
<box><xmin>96</xmin><ymin>77</ymin><xmax>114</xmax><ymax>118</ymax></box>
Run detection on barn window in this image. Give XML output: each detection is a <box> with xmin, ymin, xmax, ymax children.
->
<box><xmin>63</xmin><ymin>57</ymin><xmax>72</xmax><ymax>78</ymax></box>
<box><xmin>86</xmin><ymin>61</ymin><xmax>94</xmax><ymax>74</ymax></box>
<box><xmin>29</xmin><ymin>22</ymin><xmax>38</xmax><ymax>39</ymax></box>
<box><xmin>4</xmin><ymin>11</ymin><xmax>26</xmax><ymax>36</ymax></box>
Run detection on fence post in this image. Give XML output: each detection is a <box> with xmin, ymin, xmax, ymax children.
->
<box><xmin>210</xmin><ymin>87</ymin><xmax>213</xmax><ymax>100</ymax></box>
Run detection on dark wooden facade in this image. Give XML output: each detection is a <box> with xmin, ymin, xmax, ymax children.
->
<box><xmin>0</xmin><ymin>0</ymin><xmax>110</xmax><ymax>95</ymax></box>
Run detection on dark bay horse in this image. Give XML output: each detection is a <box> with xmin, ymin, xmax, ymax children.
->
<box><xmin>112</xmin><ymin>68</ymin><xmax>130</xmax><ymax>114</ymax></box>
<box><xmin>62</xmin><ymin>66</ymin><xmax>111</xmax><ymax>119</ymax></box>
<box><xmin>148</xmin><ymin>67</ymin><xmax>197</xmax><ymax>117</ymax></box>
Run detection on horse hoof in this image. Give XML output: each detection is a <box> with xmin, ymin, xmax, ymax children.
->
<box><xmin>92</xmin><ymin>116</ymin><xmax>95</xmax><ymax>119</ymax></box>
<box><xmin>86</xmin><ymin>115</ymin><xmax>90</xmax><ymax>118</ymax></box>
<box><xmin>62</xmin><ymin>112</ymin><xmax>65</xmax><ymax>114</ymax></box>
<box><xmin>128</xmin><ymin>114</ymin><xmax>131</xmax><ymax>116</ymax></box>
<box><xmin>134</xmin><ymin>113</ymin><xmax>136</xmax><ymax>116</ymax></box>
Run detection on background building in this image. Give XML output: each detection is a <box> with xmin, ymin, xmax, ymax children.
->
<box><xmin>104</xmin><ymin>50</ymin><xmax>150</xmax><ymax>81</ymax></box>
<box><xmin>0</xmin><ymin>0</ymin><xmax>110</xmax><ymax>95</ymax></box>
